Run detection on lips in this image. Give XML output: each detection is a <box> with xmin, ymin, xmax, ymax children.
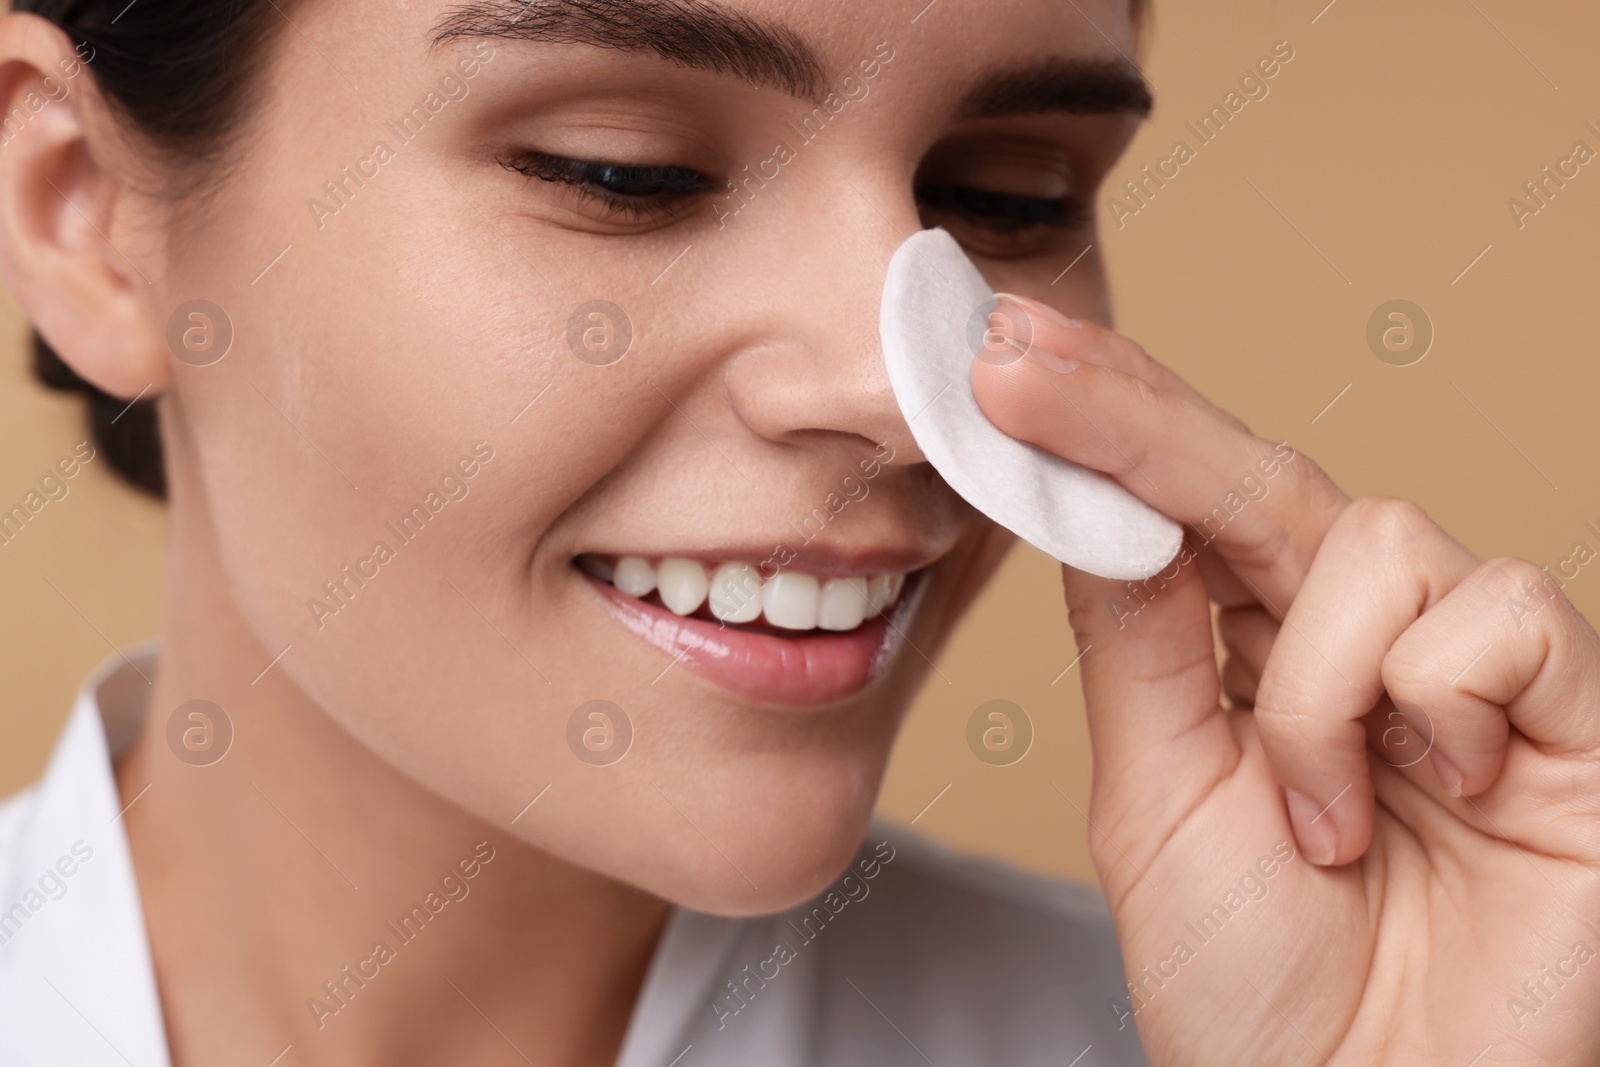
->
<box><xmin>576</xmin><ymin>553</ymin><xmax>923</xmax><ymax>707</ymax></box>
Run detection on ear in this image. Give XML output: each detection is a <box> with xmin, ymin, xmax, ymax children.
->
<box><xmin>0</xmin><ymin>13</ymin><xmax>170</xmax><ymax>399</ymax></box>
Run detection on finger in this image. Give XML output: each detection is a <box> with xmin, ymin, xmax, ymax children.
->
<box><xmin>971</xmin><ymin>299</ymin><xmax>1350</xmax><ymax>615</ymax></box>
<box><xmin>1253</xmin><ymin>498</ymin><xmax>1479</xmax><ymax>865</ymax></box>
<box><xmin>989</xmin><ymin>291</ymin><xmax>1178</xmax><ymax>389</ymax></box>
<box><xmin>1061</xmin><ymin>539</ymin><xmax>1240</xmax><ymax>870</ymax></box>
<box><xmin>1385</xmin><ymin>556</ymin><xmax>1600</xmax><ymax>784</ymax></box>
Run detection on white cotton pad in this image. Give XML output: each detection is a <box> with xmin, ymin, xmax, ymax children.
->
<box><xmin>879</xmin><ymin>228</ymin><xmax>1183</xmax><ymax>581</ymax></box>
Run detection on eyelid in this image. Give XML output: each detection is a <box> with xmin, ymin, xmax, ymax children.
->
<box><xmin>914</xmin><ymin>183</ymin><xmax>1090</xmax><ymax>239</ymax></box>
<box><xmin>914</xmin><ymin>183</ymin><xmax>1086</xmax><ymax>228</ymax></box>
<box><xmin>500</xmin><ymin>149</ymin><xmax>715</xmax><ymax>225</ymax></box>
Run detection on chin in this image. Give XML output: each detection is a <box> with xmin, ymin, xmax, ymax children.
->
<box><xmin>665</xmin><ymin>784</ymin><xmax>887</xmax><ymax>918</ymax></box>
<box><xmin>525</xmin><ymin>736</ymin><xmax>895</xmax><ymax>918</ymax></box>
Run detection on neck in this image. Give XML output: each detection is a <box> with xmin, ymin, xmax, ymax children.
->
<box><xmin>115</xmin><ymin>489</ymin><xmax>669</xmax><ymax>1067</ymax></box>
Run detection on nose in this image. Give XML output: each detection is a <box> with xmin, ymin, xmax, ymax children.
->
<box><xmin>718</xmin><ymin>182</ymin><xmax>926</xmax><ymax>467</ymax></box>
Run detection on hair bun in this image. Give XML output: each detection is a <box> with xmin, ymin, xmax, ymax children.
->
<box><xmin>31</xmin><ymin>331</ymin><xmax>166</xmax><ymax>497</ymax></box>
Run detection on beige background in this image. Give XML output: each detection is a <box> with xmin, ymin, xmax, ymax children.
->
<box><xmin>3</xmin><ymin>0</ymin><xmax>1597</xmax><ymax>886</ymax></box>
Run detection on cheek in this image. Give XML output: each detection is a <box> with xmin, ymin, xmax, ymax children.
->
<box><xmin>175</xmin><ymin>121</ymin><xmax>646</xmax><ymax>634</ymax></box>
<box><xmin>163</xmin><ymin>168</ymin><xmax>597</xmax><ymax>820</ymax></box>
<box><xmin>160</xmin><ymin>153</ymin><xmax>903</xmax><ymax>912</ymax></box>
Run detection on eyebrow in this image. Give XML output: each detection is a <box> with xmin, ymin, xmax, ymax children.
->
<box><xmin>959</xmin><ymin>57</ymin><xmax>1153</xmax><ymax>119</ymax></box>
<box><xmin>431</xmin><ymin>0</ymin><xmax>827</xmax><ymax>100</ymax></box>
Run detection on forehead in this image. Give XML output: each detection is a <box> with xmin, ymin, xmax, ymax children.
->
<box><xmin>398</xmin><ymin>0</ymin><xmax>1147</xmax><ymax>124</ymax></box>
<box><xmin>276</xmin><ymin>0</ymin><xmax>1145</xmax><ymax>116</ymax></box>
<box><xmin>414</xmin><ymin>0</ymin><xmax>1142</xmax><ymax>72</ymax></box>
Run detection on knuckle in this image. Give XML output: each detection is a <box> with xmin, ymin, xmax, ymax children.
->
<box><xmin>1473</xmin><ymin>556</ymin><xmax>1600</xmax><ymax>660</ymax></box>
<box><xmin>1064</xmin><ymin>586</ymin><xmax>1110</xmax><ymax>639</ymax></box>
<box><xmin>1328</xmin><ymin>496</ymin><xmax>1436</xmax><ymax>557</ymax></box>
<box><xmin>1108</xmin><ymin>331</ymin><xmax>1158</xmax><ymax>373</ymax></box>
<box><xmin>1247</xmin><ymin>498</ymin><xmax>1312</xmax><ymax>574</ymax></box>
<box><xmin>1380</xmin><ymin>638</ymin><xmax>1445</xmax><ymax>701</ymax></box>
<box><xmin>1122</xmin><ymin>369</ymin><xmax>1160</xmax><ymax>407</ymax></box>
<box><xmin>1210</xmin><ymin>455</ymin><xmax>1332</xmax><ymax>576</ymax></box>
<box><xmin>1474</xmin><ymin>555</ymin><xmax>1552</xmax><ymax>605</ymax></box>
<box><xmin>1251</xmin><ymin>671</ymin><xmax>1318</xmax><ymax>742</ymax></box>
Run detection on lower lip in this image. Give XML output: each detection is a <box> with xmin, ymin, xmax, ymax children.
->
<box><xmin>581</xmin><ymin>572</ymin><xmax>917</xmax><ymax>707</ymax></box>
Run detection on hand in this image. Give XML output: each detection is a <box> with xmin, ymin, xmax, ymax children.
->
<box><xmin>971</xmin><ymin>294</ymin><xmax>1600</xmax><ymax>1066</ymax></box>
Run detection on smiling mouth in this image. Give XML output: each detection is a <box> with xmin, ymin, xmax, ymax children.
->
<box><xmin>573</xmin><ymin>552</ymin><xmax>925</xmax><ymax>706</ymax></box>
<box><xmin>575</xmin><ymin>554</ymin><xmax>909</xmax><ymax>634</ymax></box>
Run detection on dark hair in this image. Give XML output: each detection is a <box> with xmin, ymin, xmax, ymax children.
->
<box><xmin>22</xmin><ymin>0</ymin><xmax>287</xmax><ymax>498</ymax></box>
<box><xmin>23</xmin><ymin>0</ymin><xmax>1151</xmax><ymax>498</ymax></box>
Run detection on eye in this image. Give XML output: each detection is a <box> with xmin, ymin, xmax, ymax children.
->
<box><xmin>500</xmin><ymin>150</ymin><xmax>716</xmax><ymax>226</ymax></box>
<box><xmin>912</xmin><ymin>139</ymin><xmax>1095</xmax><ymax>257</ymax></box>
<box><xmin>913</xmin><ymin>183</ymin><xmax>1088</xmax><ymax>232</ymax></box>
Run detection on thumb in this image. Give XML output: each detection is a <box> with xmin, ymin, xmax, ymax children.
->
<box><xmin>1063</xmin><ymin>542</ymin><xmax>1240</xmax><ymax>847</ymax></box>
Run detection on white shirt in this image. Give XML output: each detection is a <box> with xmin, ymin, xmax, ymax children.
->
<box><xmin>0</xmin><ymin>649</ymin><xmax>1147</xmax><ymax>1066</ymax></box>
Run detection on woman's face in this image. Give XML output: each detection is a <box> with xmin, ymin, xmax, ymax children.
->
<box><xmin>145</xmin><ymin>0</ymin><xmax>1144</xmax><ymax>913</ymax></box>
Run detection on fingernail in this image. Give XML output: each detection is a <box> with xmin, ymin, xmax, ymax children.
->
<box><xmin>1029</xmin><ymin>350</ymin><xmax>1080</xmax><ymax>374</ymax></box>
<box><xmin>993</xmin><ymin>292</ymin><xmax>1085</xmax><ymax>330</ymax></box>
<box><xmin>1430</xmin><ymin>749</ymin><xmax>1464</xmax><ymax>797</ymax></box>
<box><xmin>1284</xmin><ymin>788</ymin><xmax>1338</xmax><ymax>866</ymax></box>
<box><xmin>989</xmin><ymin>294</ymin><xmax>1085</xmax><ymax>374</ymax></box>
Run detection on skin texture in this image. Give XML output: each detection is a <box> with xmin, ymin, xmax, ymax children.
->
<box><xmin>0</xmin><ymin>1</ymin><xmax>1135</xmax><ymax>1064</ymax></box>
<box><xmin>972</xmin><ymin>302</ymin><xmax>1600</xmax><ymax>1064</ymax></box>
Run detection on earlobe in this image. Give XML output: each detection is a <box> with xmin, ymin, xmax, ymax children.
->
<box><xmin>0</xmin><ymin>13</ymin><xmax>170</xmax><ymax>400</ymax></box>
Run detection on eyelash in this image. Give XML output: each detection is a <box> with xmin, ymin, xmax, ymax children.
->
<box><xmin>913</xmin><ymin>184</ymin><xmax>1089</xmax><ymax>231</ymax></box>
<box><xmin>501</xmin><ymin>150</ymin><xmax>1086</xmax><ymax>231</ymax></box>
<box><xmin>501</xmin><ymin>150</ymin><xmax>714</xmax><ymax>224</ymax></box>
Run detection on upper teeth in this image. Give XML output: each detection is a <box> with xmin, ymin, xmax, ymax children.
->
<box><xmin>582</xmin><ymin>555</ymin><xmax>907</xmax><ymax>631</ymax></box>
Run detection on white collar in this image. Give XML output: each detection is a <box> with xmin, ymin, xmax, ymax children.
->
<box><xmin>0</xmin><ymin>644</ymin><xmax>172</xmax><ymax>1066</ymax></box>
